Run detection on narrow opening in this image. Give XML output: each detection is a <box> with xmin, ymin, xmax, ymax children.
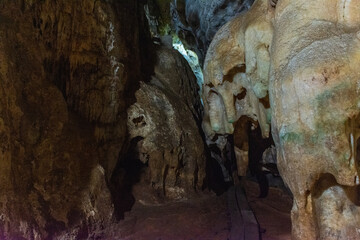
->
<box><xmin>172</xmin><ymin>36</ymin><xmax>204</xmax><ymax>99</ymax></box>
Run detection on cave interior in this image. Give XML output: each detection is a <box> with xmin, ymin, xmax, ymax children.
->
<box><xmin>1</xmin><ymin>0</ymin><xmax>360</xmax><ymax>239</ymax></box>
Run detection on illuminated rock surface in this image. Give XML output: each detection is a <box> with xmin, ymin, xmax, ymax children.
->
<box><xmin>271</xmin><ymin>1</ymin><xmax>360</xmax><ymax>239</ymax></box>
<box><xmin>203</xmin><ymin>0</ymin><xmax>360</xmax><ymax>239</ymax></box>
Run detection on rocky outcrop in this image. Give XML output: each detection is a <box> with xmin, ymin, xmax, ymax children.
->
<box><xmin>202</xmin><ymin>0</ymin><xmax>360</xmax><ymax>238</ymax></box>
<box><xmin>127</xmin><ymin>46</ymin><xmax>206</xmax><ymax>202</ymax></box>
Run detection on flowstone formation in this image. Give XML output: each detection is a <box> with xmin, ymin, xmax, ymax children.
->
<box><xmin>203</xmin><ymin>0</ymin><xmax>360</xmax><ymax>239</ymax></box>
<box><xmin>202</xmin><ymin>0</ymin><xmax>273</xmax><ymax>179</ymax></box>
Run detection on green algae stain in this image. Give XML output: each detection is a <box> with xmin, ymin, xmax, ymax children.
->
<box><xmin>280</xmin><ymin>132</ymin><xmax>304</xmax><ymax>144</ymax></box>
<box><xmin>266</xmin><ymin>109</ymin><xmax>272</xmax><ymax>124</ymax></box>
<box><xmin>314</xmin><ymin>82</ymin><xmax>350</xmax><ymax>106</ymax></box>
<box><xmin>309</xmin><ymin>125</ymin><xmax>328</xmax><ymax>144</ymax></box>
<box><xmin>313</xmin><ymin>82</ymin><xmax>354</xmax><ymax>127</ymax></box>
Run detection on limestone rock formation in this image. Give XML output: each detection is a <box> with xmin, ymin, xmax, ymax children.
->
<box><xmin>202</xmin><ymin>0</ymin><xmax>274</xmax><ymax>182</ymax></box>
<box><xmin>203</xmin><ymin>0</ymin><xmax>360</xmax><ymax>238</ymax></box>
<box><xmin>271</xmin><ymin>1</ymin><xmax>360</xmax><ymax>239</ymax></box>
<box><xmin>127</xmin><ymin>46</ymin><xmax>206</xmax><ymax>202</ymax></box>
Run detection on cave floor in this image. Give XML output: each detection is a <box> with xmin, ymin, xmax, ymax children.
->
<box><xmin>245</xmin><ymin>181</ymin><xmax>292</xmax><ymax>240</ymax></box>
<box><xmin>115</xmin><ymin>181</ymin><xmax>292</xmax><ymax>240</ymax></box>
<box><xmin>116</xmin><ymin>191</ymin><xmax>230</xmax><ymax>240</ymax></box>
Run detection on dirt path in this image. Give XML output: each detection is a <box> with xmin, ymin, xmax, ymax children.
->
<box><xmin>245</xmin><ymin>180</ymin><xmax>292</xmax><ymax>240</ymax></box>
<box><xmin>112</xmin><ymin>181</ymin><xmax>292</xmax><ymax>240</ymax></box>
<box><xmin>115</xmin><ymin>192</ymin><xmax>230</xmax><ymax>240</ymax></box>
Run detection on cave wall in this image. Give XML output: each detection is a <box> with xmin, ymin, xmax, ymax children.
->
<box><xmin>0</xmin><ymin>0</ymin><xmax>143</xmax><ymax>238</ymax></box>
<box><xmin>0</xmin><ymin>0</ymin><xmax>205</xmax><ymax>239</ymax></box>
<box><xmin>202</xmin><ymin>0</ymin><xmax>360</xmax><ymax>239</ymax></box>
<box><xmin>271</xmin><ymin>1</ymin><xmax>360</xmax><ymax>239</ymax></box>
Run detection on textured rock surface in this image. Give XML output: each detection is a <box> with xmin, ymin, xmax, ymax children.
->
<box><xmin>127</xmin><ymin>46</ymin><xmax>206</xmax><ymax>202</ymax></box>
<box><xmin>201</xmin><ymin>0</ymin><xmax>274</xmax><ymax>185</ymax></box>
<box><xmin>203</xmin><ymin>0</ymin><xmax>360</xmax><ymax>239</ymax></box>
<box><xmin>271</xmin><ymin>1</ymin><xmax>360</xmax><ymax>239</ymax></box>
<box><xmin>202</xmin><ymin>0</ymin><xmax>273</xmax><ymax>138</ymax></box>
<box><xmin>0</xmin><ymin>0</ymin><xmax>151</xmax><ymax>239</ymax></box>
<box><xmin>0</xmin><ymin>0</ymin><xmax>209</xmax><ymax>238</ymax></box>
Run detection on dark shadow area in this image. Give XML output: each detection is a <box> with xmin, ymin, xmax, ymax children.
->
<box><xmin>248</xmin><ymin>125</ymin><xmax>275</xmax><ymax>198</ymax></box>
<box><xmin>225</xmin><ymin>134</ymin><xmax>237</xmax><ymax>182</ymax></box>
<box><xmin>113</xmin><ymin>0</ymin><xmax>156</xmax><ymax>108</ymax></box>
<box><xmin>43</xmin><ymin>55</ymin><xmax>70</xmax><ymax>99</ymax></box>
<box><xmin>204</xmin><ymin>134</ymin><xmax>239</xmax><ymax>196</ymax></box>
<box><xmin>110</xmin><ymin>136</ymin><xmax>146</xmax><ymax>220</ymax></box>
<box><xmin>312</xmin><ymin>173</ymin><xmax>360</xmax><ymax>206</ymax></box>
<box><xmin>108</xmin><ymin>0</ymin><xmax>157</xmax><ymax>220</ymax></box>
<box><xmin>223</xmin><ymin>64</ymin><xmax>246</xmax><ymax>83</ymax></box>
<box><xmin>205</xmin><ymin>142</ymin><xmax>231</xmax><ymax>195</ymax></box>
<box><xmin>311</xmin><ymin>173</ymin><xmax>338</xmax><ymax>199</ymax></box>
